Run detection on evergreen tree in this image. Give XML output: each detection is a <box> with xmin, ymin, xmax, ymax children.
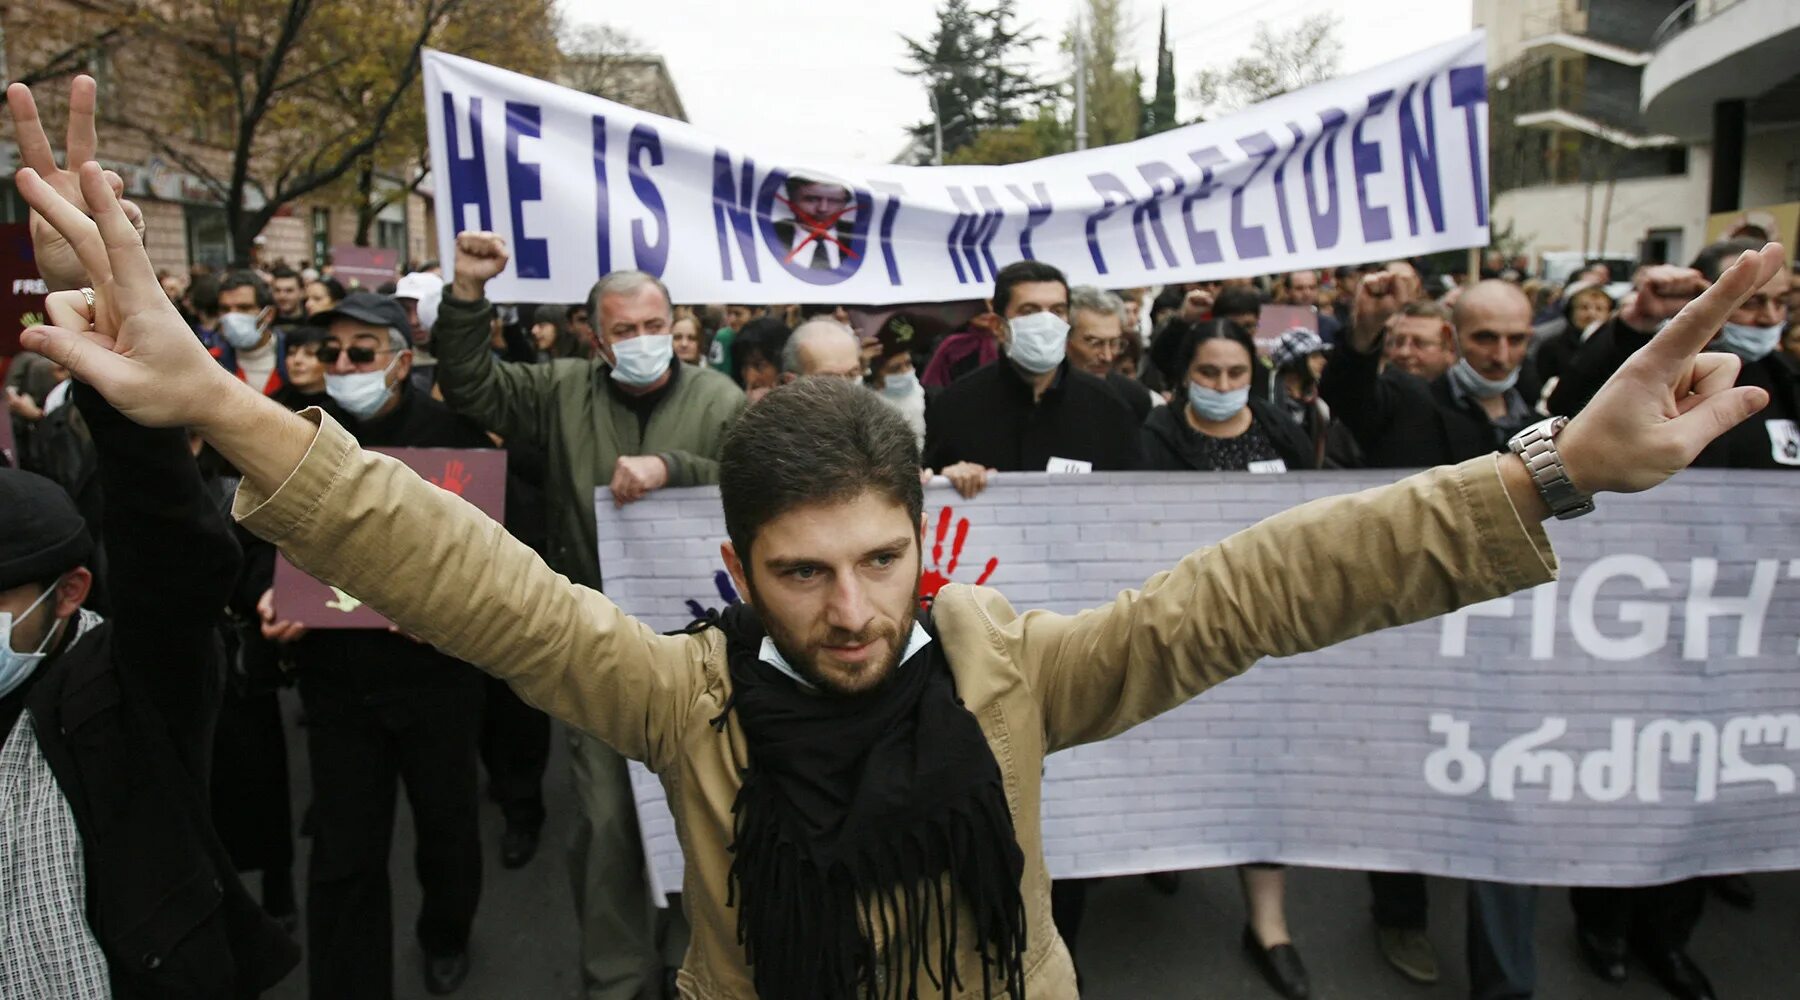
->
<box><xmin>1145</xmin><ymin>6</ymin><xmax>1178</xmax><ymax>134</ymax></box>
<box><xmin>903</xmin><ymin>0</ymin><xmax>1056</xmax><ymax>163</ymax></box>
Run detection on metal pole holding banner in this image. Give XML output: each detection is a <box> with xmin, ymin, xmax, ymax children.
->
<box><xmin>1074</xmin><ymin>8</ymin><xmax>1089</xmax><ymax>151</ymax></box>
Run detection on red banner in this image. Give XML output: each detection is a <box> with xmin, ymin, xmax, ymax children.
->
<box><xmin>0</xmin><ymin>223</ymin><xmax>47</xmax><ymax>363</ymax></box>
<box><xmin>274</xmin><ymin>447</ymin><xmax>507</xmax><ymax>628</ymax></box>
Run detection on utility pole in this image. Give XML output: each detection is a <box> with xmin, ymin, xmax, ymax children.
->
<box><xmin>930</xmin><ymin>89</ymin><xmax>945</xmax><ymax>166</ymax></box>
<box><xmin>1074</xmin><ymin>7</ymin><xmax>1088</xmax><ymax>151</ymax></box>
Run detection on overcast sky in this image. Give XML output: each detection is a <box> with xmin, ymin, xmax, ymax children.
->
<box><xmin>559</xmin><ymin>0</ymin><xmax>1474</xmax><ymax>163</ymax></box>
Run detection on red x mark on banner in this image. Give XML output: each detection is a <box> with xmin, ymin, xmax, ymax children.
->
<box><xmin>775</xmin><ymin>193</ymin><xmax>861</xmax><ymax>264</ymax></box>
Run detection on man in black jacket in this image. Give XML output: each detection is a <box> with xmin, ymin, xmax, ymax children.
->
<box><xmin>922</xmin><ymin>261</ymin><xmax>1142</xmax><ymax>499</ymax></box>
<box><xmin>1317</xmin><ymin>264</ymin><xmax>1544</xmax><ymax>998</ymax></box>
<box><xmin>0</xmin><ymin>73</ymin><xmax>297</xmax><ymax>999</ymax></box>
<box><xmin>1553</xmin><ymin>237</ymin><xmax>1792</xmax><ymax>472</ymax></box>
<box><xmin>258</xmin><ymin>292</ymin><xmax>494</xmax><ymax>998</ymax></box>
<box><xmin>1321</xmin><ymin>266</ymin><xmax>1539</xmax><ymax>467</ymax></box>
<box><xmin>1546</xmin><ymin>237</ymin><xmax>1789</xmax><ymax>1000</ymax></box>
<box><xmin>0</xmin><ymin>383</ymin><xmax>298</xmax><ymax>998</ymax></box>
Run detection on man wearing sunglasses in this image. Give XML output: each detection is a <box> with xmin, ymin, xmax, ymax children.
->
<box><xmin>257</xmin><ymin>289</ymin><xmax>498</xmax><ymax>996</ymax></box>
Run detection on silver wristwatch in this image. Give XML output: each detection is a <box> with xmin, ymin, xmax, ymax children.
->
<box><xmin>1507</xmin><ymin>416</ymin><xmax>1594</xmax><ymax>520</ymax></box>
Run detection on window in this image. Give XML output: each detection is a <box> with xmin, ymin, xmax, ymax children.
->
<box><xmin>311</xmin><ymin>207</ymin><xmax>331</xmax><ymax>267</ymax></box>
<box><xmin>185</xmin><ymin>205</ymin><xmax>232</xmax><ymax>269</ymax></box>
<box><xmin>376</xmin><ymin>219</ymin><xmax>407</xmax><ymax>255</ymax></box>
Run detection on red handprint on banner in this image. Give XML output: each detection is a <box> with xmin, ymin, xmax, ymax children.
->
<box><xmin>917</xmin><ymin>505</ymin><xmax>997</xmax><ymax>606</ymax></box>
<box><xmin>428</xmin><ymin>459</ymin><xmax>472</xmax><ymax>496</ymax></box>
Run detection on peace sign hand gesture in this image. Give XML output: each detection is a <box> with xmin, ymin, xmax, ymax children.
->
<box><xmin>6</xmin><ymin>77</ymin><xmax>146</xmax><ymax>292</ymax></box>
<box><xmin>15</xmin><ymin>161</ymin><xmax>240</xmax><ymax>430</ymax></box>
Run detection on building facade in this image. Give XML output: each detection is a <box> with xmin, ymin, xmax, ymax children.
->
<box><xmin>1476</xmin><ymin>0</ymin><xmax>1800</xmax><ymax>268</ymax></box>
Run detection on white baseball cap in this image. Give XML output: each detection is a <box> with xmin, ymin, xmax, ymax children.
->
<box><xmin>394</xmin><ymin>271</ymin><xmax>444</xmax><ymax>301</ymax></box>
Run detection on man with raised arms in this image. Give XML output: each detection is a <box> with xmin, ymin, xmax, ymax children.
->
<box><xmin>8</xmin><ymin>77</ymin><xmax>1787</xmax><ymax>1000</ymax></box>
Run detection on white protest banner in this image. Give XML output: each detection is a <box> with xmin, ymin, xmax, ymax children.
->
<box><xmin>596</xmin><ymin>470</ymin><xmax>1800</xmax><ymax>901</ymax></box>
<box><xmin>424</xmin><ymin>32</ymin><xmax>1491</xmax><ymax>307</ymax></box>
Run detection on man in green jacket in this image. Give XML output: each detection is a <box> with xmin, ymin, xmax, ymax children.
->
<box><xmin>433</xmin><ymin>232</ymin><xmax>745</xmax><ymax>999</ymax></box>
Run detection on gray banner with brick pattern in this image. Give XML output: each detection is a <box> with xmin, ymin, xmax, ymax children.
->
<box><xmin>597</xmin><ymin>469</ymin><xmax>1800</xmax><ymax>898</ymax></box>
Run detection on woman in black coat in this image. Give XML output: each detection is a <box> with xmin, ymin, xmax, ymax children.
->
<box><xmin>1136</xmin><ymin>319</ymin><xmax>1317</xmax><ymax>1000</ymax></box>
<box><xmin>1141</xmin><ymin>319</ymin><xmax>1317</xmax><ymax>473</ymax></box>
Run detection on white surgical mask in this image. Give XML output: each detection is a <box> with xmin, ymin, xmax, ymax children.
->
<box><xmin>220</xmin><ymin>311</ymin><xmax>267</xmax><ymax>350</ymax></box>
<box><xmin>325</xmin><ymin>356</ymin><xmax>400</xmax><ymax>420</ymax></box>
<box><xmin>880</xmin><ymin>370</ymin><xmax>920</xmax><ymax>399</ymax></box>
<box><xmin>1716</xmin><ymin>321</ymin><xmax>1783</xmax><ymax>363</ymax></box>
<box><xmin>0</xmin><ymin>580</ymin><xmax>66</xmax><ymax>699</ymax></box>
<box><xmin>609</xmin><ymin>334</ymin><xmax>674</xmax><ymax>387</ymax></box>
<box><xmin>1006</xmin><ymin>312</ymin><xmax>1069</xmax><ymax>375</ymax></box>
<box><xmin>1187</xmin><ymin>382</ymin><xmax>1249</xmax><ymax>422</ymax></box>
<box><xmin>1446</xmin><ymin>357</ymin><xmax>1520</xmax><ymax>400</ymax></box>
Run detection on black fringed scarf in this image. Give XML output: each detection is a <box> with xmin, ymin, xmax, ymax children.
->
<box><xmin>708</xmin><ymin>603</ymin><xmax>1027</xmax><ymax>1000</ymax></box>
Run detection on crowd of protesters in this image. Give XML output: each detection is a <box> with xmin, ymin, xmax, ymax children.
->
<box><xmin>5</xmin><ymin>84</ymin><xmax>1798</xmax><ymax>1000</ymax></box>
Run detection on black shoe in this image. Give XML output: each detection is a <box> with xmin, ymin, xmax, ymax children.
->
<box><xmin>1708</xmin><ymin>873</ymin><xmax>1755</xmax><ymax>910</ymax></box>
<box><xmin>1576</xmin><ymin>927</ymin><xmax>1627</xmax><ymax>984</ymax></box>
<box><xmin>423</xmin><ymin>950</ymin><xmax>469</xmax><ymax>995</ymax></box>
<box><xmin>1633</xmin><ymin>946</ymin><xmax>1715</xmax><ymax>1000</ymax></box>
<box><xmin>261</xmin><ymin>870</ymin><xmax>298</xmax><ymax>935</ymax></box>
<box><xmin>1243</xmin><ymin>926</ymin><xmax>1310</xmax><ymax>1000</ymax></box>
<box><xmin>500</xmin><ymin>821</ymin><xmax>541</xmax><ymax>869</ymax></box>
<box><xmin>1144</xmin><ymin>870</ymin><xmax>1182</xmax><ymax>895</ymax></box>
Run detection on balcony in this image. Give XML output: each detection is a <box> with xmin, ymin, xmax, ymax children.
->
<box><xmin>1642</xmin><ymin>0</ymin><xmax>1800</xmax><ymax>141</ymax></box>
<box><xmin>1513</xmin><ymin>3</ymin><xmax>1685</xmax><ymax>67</ymax></box>
<box><xmin>1500</xmin><ymin>55</ymin><xmax>1681</xmax><ymax>150</ymax></box>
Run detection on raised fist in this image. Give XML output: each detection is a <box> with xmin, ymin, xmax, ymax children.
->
<box><xmin>1621</xmin><ymin>265</ymin><xmax>1709</xmax><ymax>333</ymax></box>
<box><xmin>451</xmin><ymin>231</ymin><xmax>509</xmax><ymax>301</ymax></box>
<box><xmin>1178</xmin><ymin>289</ymin><xmax>1214</xmax><ymax>323</ymax></box>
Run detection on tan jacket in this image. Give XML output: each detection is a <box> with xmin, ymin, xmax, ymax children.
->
<box><xmin>235</xmin><ymin>413</ymin><xmax>1557</xmax><ymax>999</ymax></box>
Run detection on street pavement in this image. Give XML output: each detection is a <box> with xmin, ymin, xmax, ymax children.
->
<box><xmin>265</xmin><ymin>704</ymin><xmax>1800</xmax><ymax>999</ymax></box>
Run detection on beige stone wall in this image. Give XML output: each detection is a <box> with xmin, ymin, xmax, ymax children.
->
<box><xmin>140</xmin><ymin>201</ymin><xmax>189</xmax><ymax>277</ymax></box>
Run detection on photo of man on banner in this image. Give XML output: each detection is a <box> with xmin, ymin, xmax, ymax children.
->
<box><xmin>773</xmin><ymin>173</ymin><xmax>858</xmax><ymax>271</ymax></box>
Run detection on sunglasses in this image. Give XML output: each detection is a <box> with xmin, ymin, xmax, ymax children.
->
<box><xmin>316</xmin><ymin>344</ymin><xmax>386</xmax><ymax>365</ymax></box>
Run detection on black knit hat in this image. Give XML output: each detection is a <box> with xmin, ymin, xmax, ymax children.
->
<box><xmin>0</xmin><ymin>468</ymin><xmax>92</xmax><ymax>591</ymax></box>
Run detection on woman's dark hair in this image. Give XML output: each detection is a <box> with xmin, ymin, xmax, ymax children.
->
<box><xmin>729</xmin><ymin>316</ymin><xmax>793</xmax><ymax>387</ymax></box>
<box><xmin>1175</xmin><ymin>319</ymin><xmax>1269</xmax><ymax>396</ymax></box>
<box><xmin>719</xmin><ymin>378</ymin><xmax>924</xmax><ymax>568</ymax></box>
<box><xmin>308</xmin><ymin>276</ymin><xmax>347</xmax><ymax>303</ymax></box>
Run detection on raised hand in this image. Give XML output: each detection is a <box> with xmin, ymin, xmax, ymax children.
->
<box><xmin>1559</xmin><ymin>243</ymin><xmax>1786</xmax><ymax>495</ymax></box>
<box><xmin>1178</xmin><ymin>288</ymin><xmax>1214</xmax><ymax>323</ymax></box>
<box><xmin>1350</xmin><ymin>262</ymin><xmax>1421</xmax><ymax>351</ymax></box>
<box><xmin>1619</xmin><ymin>264</ymin><xmax>1710</xmax><ymax>333</ymax></box>
<box><xmin>15</xmin><ymin>161</ymin><xmax>242</xmax><ymax>429</ymax></box>
<box><xmin>451</xmin><ymin>231</ymin><xmax>509</xmax><ymax>302</ymax></box>
<box><xmin>6</xmin><ymin>77</ymin><xmax>145</xmax><ymax>291</ymax></box>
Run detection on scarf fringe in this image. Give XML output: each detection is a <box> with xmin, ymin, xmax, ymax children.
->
<box><xmin>726</xmin><ymin>771</ymin><xmax>1027</xmax><ymax>1000</ymax></box>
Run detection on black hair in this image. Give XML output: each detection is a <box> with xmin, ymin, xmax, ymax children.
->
<box><xmin>1175</xmin><ymin>319</ymin><xmax>1269</xmax><ymax>397</ymax></box>
<box><xmin>719</xmin><ymin>377</ymin><xmax>923</xmax><ymax>567</ymax></box>
<box><xmin>729</xmin><ymin>316</ymin><xmax>793</xmax><ymax>387</ymax></box>
<box><xmin>992</xmin><ymin>260</ymin><xmax>1068</xmax><ymax>316</ymax></box>
<box><xmin>798</xmin><ymin>302</ymin><xmax>842</xmax><ymax>320</ymax></box>
<box><xmin>188</xmin><ymin>273</ymin><xmax>221</xmax><ymax>315</ymax></box>
<box><xmin>1690</xmin><ymin>237</ymin><xmax>1766</xmax><ymax>283</ymax></box>
<box><xmin>269</xmin><ymin>265</ymin><xmax>301</xmax><ymax>284</ymax></box>
<box><xmin>308</xmin><ymin>275</ymin><xmax>347</xmax><ymax>302</ymax></box>
<box><xmin>219</xmin><ymin>270</ymin><xmax>272</xmax><ymax>308</ymax></box>
<box><xmin>1212</xmin><ymin>286</ymin><xmax>1262</xmax><ymax>320</ymax></box>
